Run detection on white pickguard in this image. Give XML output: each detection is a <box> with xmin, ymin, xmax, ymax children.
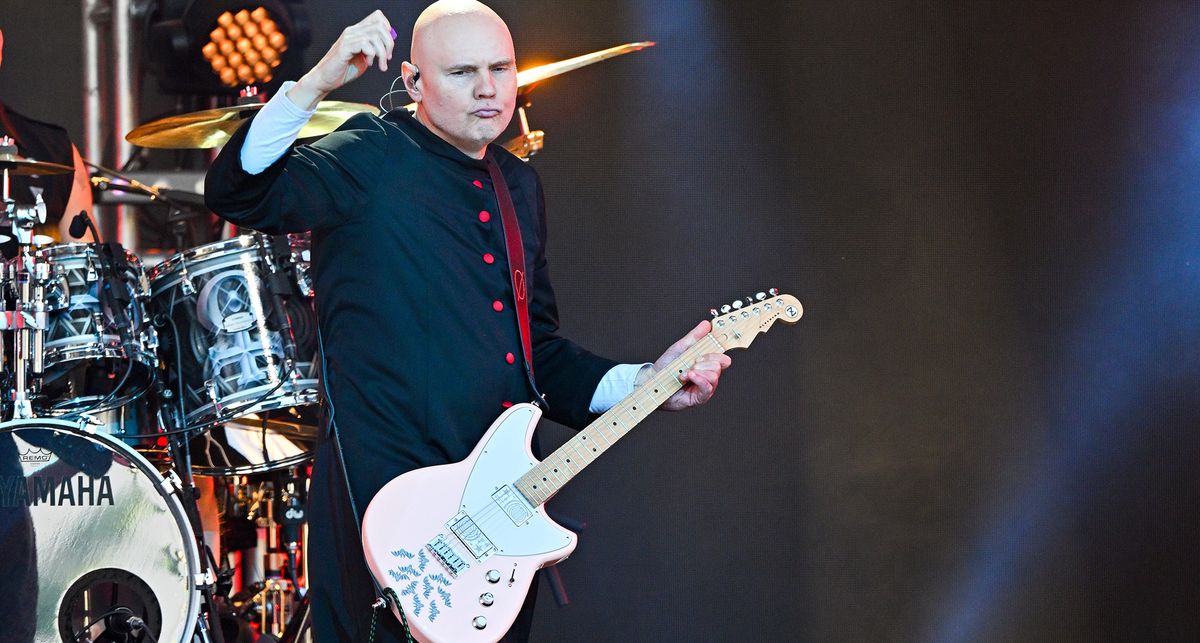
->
<box><xmin>457</xmin><ymin>405</ymin><xmax>573</xmax><ymax>557</ymax></box>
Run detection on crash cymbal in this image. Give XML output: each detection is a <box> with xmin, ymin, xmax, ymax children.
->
<box><xmin>125</xmin><ymin>100</ymin><xmax>381</xmax><ymax>149</ymax></box>
<box><xmin>403</xmin><ymin>41</ymin><xmax>656</xmax><ymax>111</ymax></box>
<box><xmin>0</xmin><ymin>152</ymin><xmax>74</xmax><ymax>176</ymax></box>
<box><xmin>516</xmin><ymin>41</ymin><xmax>656</xmax><ymax>89</ymax></box>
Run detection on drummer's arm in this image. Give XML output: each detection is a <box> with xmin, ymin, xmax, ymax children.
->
<box><xmin>60</xmin><ymin>144</ymin><xmax>96</xmax><ymax>241</ymax></box>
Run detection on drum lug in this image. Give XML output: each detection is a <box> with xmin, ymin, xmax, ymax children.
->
<box><xmin>206</xmin><ymin>378</ymin><xmax>223</xmax><ymax>415</ymax></box>
<box><xmin>160</xmin><ymin>468</ymin><xmax>184</xmax><ymax>495</ymax></box>
<box><xmin>180</xmin><ymin>262</ymin><xmax>197</xmax><ymax>297</ymax></box>
<box><xmin>75</xmin><ymin>415</ymin><xmax>103</xmax><ymax>432</ymax></box>
<box><xmin>193</xmin><ymin>569</ymin><xmax>217</xmax><ymax>588</ymax></box>
<box><xmin>85</xmin><ymin>254</ymin><xmax>98</xmax><ymax>283</ymax></box>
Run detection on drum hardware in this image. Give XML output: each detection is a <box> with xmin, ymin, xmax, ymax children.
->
<box><xmin>3</xmin><ymin>142</ymin><xmax>52</xmax><ymax>419</ymax></box>
<box><xmin>86</xmin><ymin>162</ymin><xmax>214</xmax><ymax>251</ymax></box>
<box><xmin>163</xmin><ymin>408</ymin><xmax>232</xmax><ymax>643</ymax></box>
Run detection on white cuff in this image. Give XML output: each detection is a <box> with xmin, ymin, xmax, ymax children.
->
<box><xmin>239</xmin><ymin>80</ymin><xmax>316</xmax><ymax>174</ymax></box>
<box><xmin>589</xmin><ymin>363</ymin><xmax>653</xmax><ymax>413</ymax></box>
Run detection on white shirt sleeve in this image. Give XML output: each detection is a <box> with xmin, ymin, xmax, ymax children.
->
<box><xmin>588</xmin><ymin>362</ymin><xmax>653</xmax><ymax>413</ymax></box>
<box><xmin>239</xmin><ymin>80</ymin><xmax>316</xmax><ymax>175</ymax></box>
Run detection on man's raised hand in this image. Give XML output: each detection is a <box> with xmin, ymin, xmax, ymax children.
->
<box><xmin>289</xmin><ymin>10</ymin><xmax>395</xmax><ymax>110</ymax></box>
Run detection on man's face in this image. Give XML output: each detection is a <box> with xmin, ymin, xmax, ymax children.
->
<box><xmin>410</xmin><ymin>13</ymin><xmax>517</xmax><ymax>158</ymax></box>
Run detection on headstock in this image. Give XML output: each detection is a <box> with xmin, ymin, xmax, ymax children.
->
<box><xmin>708</xmin><ymin>288</ymin><xmax>802</xmax><ymax>351</ymax></box>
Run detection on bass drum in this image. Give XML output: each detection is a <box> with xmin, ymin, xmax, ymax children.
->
<box><xmin>0</xmin><ymin>418</ymin><xmax>200</xmax><ymax>642</ymax></box>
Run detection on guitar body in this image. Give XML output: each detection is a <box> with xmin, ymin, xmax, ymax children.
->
<box><xmin>362</xmin><ymin>404</ymin><xmax>577</xmax><ymax>643</ymax></box>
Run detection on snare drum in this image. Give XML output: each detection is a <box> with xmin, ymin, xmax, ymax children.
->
<box><xmin>148</xmin><ymin>235</ymin><xmax>319</xmax><ymax>440</ymax></box>
<box><xmin>0</xmin><ymin>417</ymin><xmax>201</xmax><ymax>642</ymax></box>
<box><xmin>37</xmin><ymin>243</ymin><xmax>158</xmax><ymax>412</ymax></box>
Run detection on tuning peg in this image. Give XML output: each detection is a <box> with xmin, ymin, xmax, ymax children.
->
<box><xmin>720</xmin><ymin>304</ymin><xmax>732</xmax><ymax>314</ymax></box>
<box><xmin>755</xmin><ymin>292</ymin><xmax>766</xmax><ymax>301</ymax></box>
<box><xmin>768</xmin><ymin>287</ymin><xmax>779</xmax><ymax>296</ymax></box>
<box><xmin>710</xmin><ymin>308</ymin><xmax>719</xmax><ymax>318</ymax></box>
<box><xmin>732</xmin><ymin>300</ymin><xmax>743</xmax><ymax>309</ymax></box>
<box><xmin>745</xmin><ymin>296</ymin><xmax>756</xmax><ymax>306</ymax></box>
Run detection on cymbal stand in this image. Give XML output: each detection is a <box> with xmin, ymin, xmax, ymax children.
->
<box><xmin>166</xmin><ymin>427</ymin><xmax>228</xmax><ymax>643</ymax></box>
<box><xmin>1</xmin><ymin>153</ymin><xmax>49</xmax><ymax>420</ymax></box>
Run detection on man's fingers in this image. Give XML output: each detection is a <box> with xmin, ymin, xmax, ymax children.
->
<box><xmin>375</xmin><ymin>24</ymin><xmax>395</xmax><ymax>60</ymax></box>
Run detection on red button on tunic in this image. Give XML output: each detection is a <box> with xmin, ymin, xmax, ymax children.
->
<box><xmin>505</xmin><ymin>352</ymin><xmax>515</xmax><ymax>364</ymax></box>
<box><xmin>478</xmin><ymin>210</ymin><xmax>491</xmax><ymax>223</ymax></box>
<box><xmin>483</xmin><ymin>253</ymin><xmax>495</xmax><ymax>264</ymax></box>
<box><xmin>501</xmin><ymin>401</ymin><xmax>513</xmax><ymax>408</ymax></box>
<box><xmin>473</xmin><ymin>180</ymin><xmax>484</xmax><ymax>188</ymax></box>
<box><xmin>492</xmin><ymin>300</ymin><xmax>504</xmax><ymax>312</ymax></box>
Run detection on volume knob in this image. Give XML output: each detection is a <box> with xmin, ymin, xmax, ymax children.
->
<box><xmin>485</xmin><ymin>569</ymin><xmax>501</xmax><ymax>583</ymax></box>
<box><xmin>480</xmin><ymin>592</ymin><xmax>495</xmax><ymax>606</ymax></box>
<box><xmin>473</xmin><ymin>616</ymin><xmax>488</xmax><ymax>629</ymax></box>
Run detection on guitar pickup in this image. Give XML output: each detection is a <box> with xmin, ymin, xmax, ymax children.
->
<box><xmin>448</xmin><ymin>512</ymin><xmax>496</xmax><ymax>561</ymax></box>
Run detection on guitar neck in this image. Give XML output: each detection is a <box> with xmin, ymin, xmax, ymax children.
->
<box><xmin>515</xmin><ymin>334</ymin><xmax>724</xmax><ymax>506</ymax></box>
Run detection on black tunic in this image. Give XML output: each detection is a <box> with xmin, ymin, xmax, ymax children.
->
<box><xmin>205</xmin><ymin>109</ymin><xmax>616</xmax><ymax>642</ymax></box>
<box><xmin>0</xmin><ymin>104</ymin><xmax>76</xmax><ymax>257</ymax></box>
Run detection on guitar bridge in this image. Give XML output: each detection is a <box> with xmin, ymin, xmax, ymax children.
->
<box><xmin>427</xmin><ymin>534</ymin><xmax>469</xmax><ymax>577</ymax></box>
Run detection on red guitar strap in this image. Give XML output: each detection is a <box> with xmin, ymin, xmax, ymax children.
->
<box><xmin>485</xmin><ymin>154</ymin><xmax>536</xmax><ymax>384</ymax></box>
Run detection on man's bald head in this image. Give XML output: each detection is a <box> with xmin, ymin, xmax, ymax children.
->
<box><xmin>411</xmin><ymin>0</ymin><xmax>506</xmax><ymax>56</ymax></box>
<box><xmin>402</xmin><ymin>0</ymin><xmax>518</xmax><ymax>158</ymax></box>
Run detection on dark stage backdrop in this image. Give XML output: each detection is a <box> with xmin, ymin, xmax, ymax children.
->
<box><xmin>3</xmin><ymin>1</ymin><xmax>1200</xmax><ymax>641</ymax></box>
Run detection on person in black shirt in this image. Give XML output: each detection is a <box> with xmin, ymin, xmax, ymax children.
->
<box><xmin>0</xmin><ymin>28</ymin><xmax>96</xmax><ymax>244</ymax></box>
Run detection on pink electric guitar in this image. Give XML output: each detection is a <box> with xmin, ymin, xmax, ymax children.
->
<box><xmin>361</xmin><ymin>292</ymin><xmax>802</xmax><ymax>642</ymax></box>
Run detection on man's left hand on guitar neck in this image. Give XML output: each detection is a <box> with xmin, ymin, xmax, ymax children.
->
<box><xmin>636</xmin><ymin>320</ymin><xmax>732</xmax><ymax>411</ymax></box>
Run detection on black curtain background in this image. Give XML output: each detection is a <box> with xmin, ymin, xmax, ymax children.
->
<box><xmin>3</xmin><ymin>1</ymin><xmax>1199</xmax><ymax>641</ymax></box>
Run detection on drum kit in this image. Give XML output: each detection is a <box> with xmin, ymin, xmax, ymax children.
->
<box><xmin>0</xmin><ymin>41</ymin><xmax>653</xmax><ymax>643</ymax></box>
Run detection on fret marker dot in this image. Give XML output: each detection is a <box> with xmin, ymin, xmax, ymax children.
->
<box><xmin>566</xmin><ymin>459</ymin><xmax>571</xmax><ymax>463</ymax></box>
<box><xmin>553</xmin><ymin>469</ymin><xmax>558</xmax><ymax>473</ymax></box>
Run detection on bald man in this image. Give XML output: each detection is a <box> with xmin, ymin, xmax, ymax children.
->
<box><xmin>206</xmin><ymin>2</ymin><xmax>729</xmax><ymax>640</ymax></box>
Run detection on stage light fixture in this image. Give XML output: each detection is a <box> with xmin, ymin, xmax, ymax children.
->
<box><xmin>146</xmin><ymin>0</ymin><xmax>309</xmax><ymax>95</ymax></box>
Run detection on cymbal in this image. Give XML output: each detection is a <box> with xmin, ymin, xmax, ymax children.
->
<box><xmin>125</xmin><ymin>100</ymin><xmax>381</xmax><ymax>149</ymax></box>
<box><xmin>0</xmin><ymin>152</ymin><xmax>74</xmax><ymax>176</ymax></box>
<box><xmin>403</xmin><ymin>41</ymin><xmax>656</xmax><ymax>111</ymax></box>
<box><xmin>516</xmin><ymin>41</ymin><xmax>656</xmax><ymax>90</ymax></box>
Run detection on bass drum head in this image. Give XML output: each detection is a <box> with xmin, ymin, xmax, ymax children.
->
<box><xmin>0</xmin><ymin>419</ymin><xmax>200</xmax><ymax>642</ymax></box>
